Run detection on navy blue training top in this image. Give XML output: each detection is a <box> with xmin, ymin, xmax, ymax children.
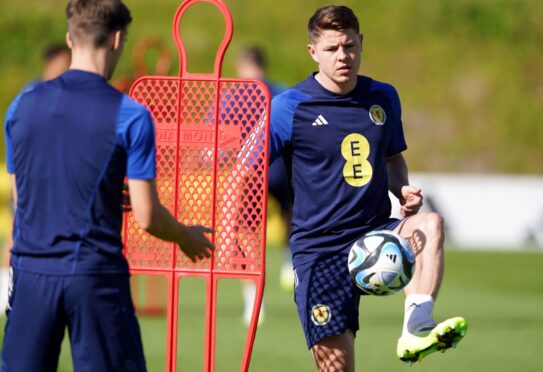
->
<box><xmin>4</xmin><ymin>70</ymin><xmax>156</xmax><ymax>275</ymax></box>
<box><xmin>269</xmin><ymin>74</ymin><xmax>407</xmax><ymax>268</ymax></box>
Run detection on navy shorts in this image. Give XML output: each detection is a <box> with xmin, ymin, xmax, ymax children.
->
<box><xmin>1</xmin><ymin>269</ymin><xmax>146</xmax><ymax>372</ymax></box>
<box><xmin>293</xmin><ymin>219</ymin><xmax>402</xmax><ymax>348</ymax></box>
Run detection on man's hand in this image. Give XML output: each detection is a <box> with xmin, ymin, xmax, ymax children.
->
<box><xmin>178</xmin><ymin>225</ymin><xmax>215</xmax><ymax>262</ymax></box>
<box><xmin>399</xmin><ymin>185</ymin><xmax>423</xmax><ymax>217</ymax></box>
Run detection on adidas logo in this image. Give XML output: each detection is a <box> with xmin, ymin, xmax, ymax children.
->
<box><xmin>312</xmin><ymin>114</ymin><xmax>329</xmax><ymax>126</ymax></box>
<box><xmin>386</xmin><ymin>254</ymin><xmax>397</xmax><ymax>263</ymax></box>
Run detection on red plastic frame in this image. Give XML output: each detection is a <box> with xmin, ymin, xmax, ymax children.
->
<box><xmin>122</xmin><ymin>1</ymin><xmax>270</xmax><ymax>371</ymax></box>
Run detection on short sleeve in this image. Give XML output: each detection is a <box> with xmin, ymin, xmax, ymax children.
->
<box><xmin>117</xmin><ymin>95</ymin><xmax>156</xmax><ymax>179</ymax></box>
<box><xmin>269</xmin><ymin>89</ymin><xmax>308</xmax><ymax>164</ymax></box>
<box><xmin>5</xmin><ymin>106</ymin><xmax>15</xmax><ymax>173</ymax></box>
<box><xmin>4</xmin><ymin>89</ymin><xmax>30</xmax><ymax>174</ymax></box>
<box><xmin>383</xmin><ymin>85</ymin><xmax>407</xmax><ymax>157</ymax></box>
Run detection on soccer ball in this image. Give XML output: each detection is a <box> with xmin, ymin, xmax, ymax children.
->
<box><xmin>348</xmin><ymin>230</ymin><xmax>415</xmax><ymax>296</ymax></box>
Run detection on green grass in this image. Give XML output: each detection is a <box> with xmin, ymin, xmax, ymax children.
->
<box><xmin>1</xmin><ymin>247</ymin><xmax>542</xmax><ymax>371</ymax></box>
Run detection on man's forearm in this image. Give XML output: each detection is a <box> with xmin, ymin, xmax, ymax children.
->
<box><xmin>144</xmin><ymin>203</ymin><xmax>187</xmax><ymax>244</ymax></box>
<box><xmin>386</xmin><ymin>154</ymin><xmax>409</xmax><ymax>199</ymax></box>
<box><xmin>10</xmin><ymin>174</ymin><xmax>17</xmax><ymax>208</ymax></box>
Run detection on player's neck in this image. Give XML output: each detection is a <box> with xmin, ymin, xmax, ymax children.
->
<box><xmin>315</xmin><ymin>72</ymin><xmax>357</xmax><ymax>95</ymax></box>
<box><xmin>69</xmin><ymin>48</ymin><xmax>111</xmax><ymax>79</ymax></box>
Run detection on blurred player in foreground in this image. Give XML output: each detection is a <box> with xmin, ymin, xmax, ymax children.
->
<box><xmin>267</xmin><ymin>5</ymin><xmax>467</xmax><ymax>370</ymax></box>
<box><xmin>112</xmin><ymin>36</ymin><xmax>172</xmax><ymax>93</ymax></box>
<box><xmin>0</xmin><ymin>43</ymin><xmax>71</xmax><ymax>314</ymax></box>
<box><xmin>236</xmin><ymin>46</ymin><xmax>291</xmax><ymax>326</ymax></box>
<box><xmin>2</xmin><ymin>0</ymin><xmax>214</xmax><ymax>370</ymax></box>
<box><xmin>40</xmin><ymin>44</ymin><xmax>72</xmax><ymax>82</ymax></box>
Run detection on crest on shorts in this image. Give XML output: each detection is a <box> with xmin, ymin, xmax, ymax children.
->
<box><xmin>369</xmin><ymin>105</ymin><xmax>386</xmax><ymax>125</ymax></box>
<box><xmin>311</xmin><ymin>304</ymin><xmax>332</xmax><ymax>326</ymax></box>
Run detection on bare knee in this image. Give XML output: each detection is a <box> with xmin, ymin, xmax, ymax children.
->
<box><xmin>405</xmin><ymin>212</ymin><xmax>444</xmax><ymax>256</ymax></box>
<box><xmin>421</xmin><ymin>212</ymin><xmax>444</xmax><ymax>240</ymax></box>
<box><xmin>311</xmin><ymin>331</ymin><xmax>354</xmax><ymax>372</ymax></box>
<box><xmin>425</xmin><ymin>212</ymin><xmax>443</xmax><ymax>235</ymax></box>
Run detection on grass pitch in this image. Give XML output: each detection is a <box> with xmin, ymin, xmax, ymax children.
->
<box><xmin>0</xmin><ymin>246</ymin><xmax>542</xmax><ymax>371</ymax></box>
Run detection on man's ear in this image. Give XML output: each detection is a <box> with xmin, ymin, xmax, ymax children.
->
<box><xmin>307</xmin><ymin>43</ymin><xmax>318</xmax><ymax>63</ymax></box>
<box><xmin>112</xmin><ymin>30</ymin><xmax>123</xmax><ymax>50</ymax></box>
<box><xmin>66</xmin><ymin>32</ymin><xmax>74</xmax><ymax>49</ymax></box>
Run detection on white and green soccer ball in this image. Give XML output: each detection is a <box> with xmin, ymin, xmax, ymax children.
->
<box><xmin>348</xmin><ymin>230</ymin><xmax>415</xmax><ymax>296</ymax></box>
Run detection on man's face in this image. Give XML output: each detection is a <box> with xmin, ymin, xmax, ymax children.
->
<box><xmin>43</xmin><ymin>52</ymin><xmax>71</xmax><ymax>81</ymax></box>
<box><xmin>236</xmin><ymin>58</ymin><xmax>264</xmax><ymax>80</ymax></box>
<box><xmin>307</xmin><ymin>28</ymin><xmax>362</xmax><ymax>93</ymax></box>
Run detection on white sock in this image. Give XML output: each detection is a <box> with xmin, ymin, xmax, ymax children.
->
<box><xmin>242</xmin><ymin>282</ymin><xmax>265</xmax><ymax>326</ymax></box>
<box><xmin>402</xmin><ymin>294</ymin><xmax>437</xmax><ymax>336</ymax></box>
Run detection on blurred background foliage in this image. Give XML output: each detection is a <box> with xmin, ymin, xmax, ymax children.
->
<box><xmin>1</xmin><ymin>0</ymin><xmax>542</xmax><ymax>173</ymax></box>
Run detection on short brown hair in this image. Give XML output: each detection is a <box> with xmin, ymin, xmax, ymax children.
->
<box><xmin>308</xmin><ymin>5</ymin><xmax>360</xmax><ymax>42</ymax></box>
<box><xmin>43</xmin><ymin>43</ymin><xmax>70</xmax><ymax>62</ymax></box>
<box><xmin>239</xmin><ymin>46</ymin><xmax>267</xmax><ymax>69</ymax></box>
<box><xmin>66</xmin><ymin>0</ymin><xmax>132</xmax><ymax>47</ymax></box>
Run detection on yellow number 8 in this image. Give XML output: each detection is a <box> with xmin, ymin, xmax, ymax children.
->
<box><xmin>341</xmin><ymin>133</ymin><xmax>373</xmax><ymax>187</ymax></box>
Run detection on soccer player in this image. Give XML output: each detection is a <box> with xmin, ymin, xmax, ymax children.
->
<box><xmin>0</xmin><ymin>43</ymin><xmax>71</xmax><ymax>313</ymax></box>
<box><xmin>236</xmin><ymin>46</ymin><xmax>292</xmax><ymax>325</ymax></box>
<box><xmin>268</xmin><ymin>5</ymin><xmax>467</xmax><ymax>370</ymax></box>
<box><xmin>2</xmin><ymin>1</ymin><xmax>214</xmax><ymax>371</ymax></box>
<box><xmin>40</xmin><ymin>43</ymin><xmax>72</xmax><ymax>82</ymax></box>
